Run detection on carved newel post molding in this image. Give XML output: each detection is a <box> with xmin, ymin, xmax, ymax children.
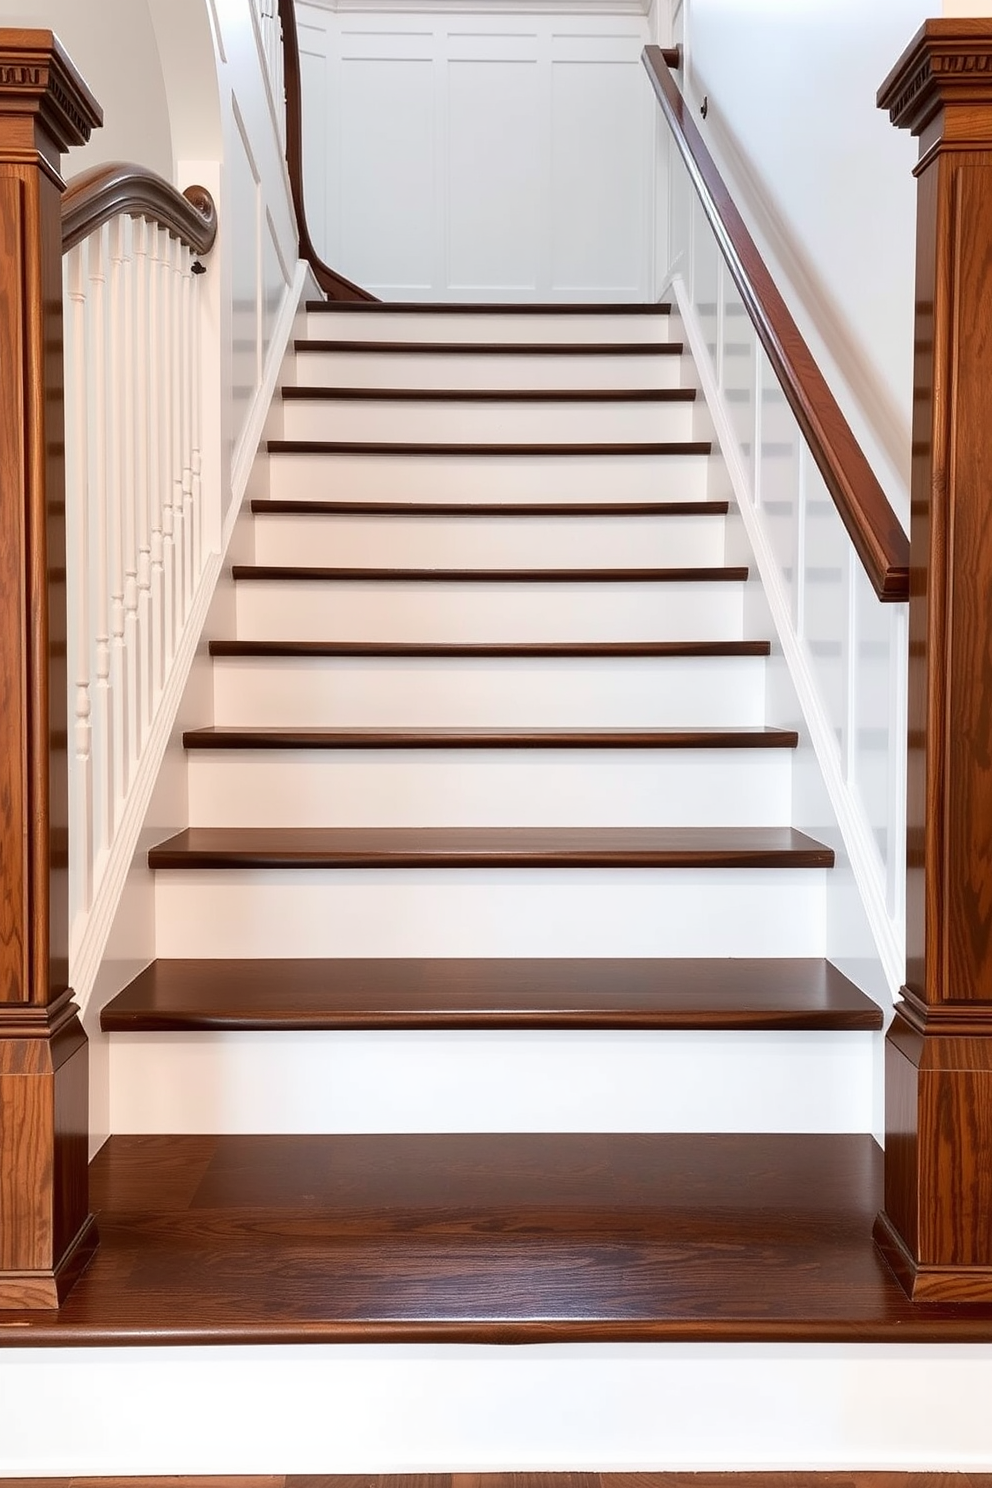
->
<box><xmin>875</xmin><ymin>19</ymin><xmax>992</xmax><ymax>1300</ymax></box>
<box><xmin>0</xmin><ymin>32</ymin><xmax>101</xmax><ymax>1307</ymax></box>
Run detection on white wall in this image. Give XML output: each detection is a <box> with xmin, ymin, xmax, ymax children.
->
<box><xmin>296</xmin><ymin>0</ymin><xmax>655</xmax><ymax>301</ymax></box>
<box><xmin>674</xmin><ymin>0</ymin><xmax>947</xmax><ymax>525</ymax></box>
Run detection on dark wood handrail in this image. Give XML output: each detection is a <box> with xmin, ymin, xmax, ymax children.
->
<box><xmin>61</xmin><ymin>163</ymin><xmax>217</xmax><ymax>255</ymax></box>
<box><xmin>277</xmin><ymin>0</ymin><xmax>378</xmax><ymax>303</ymax></box>
<box><xmin>643</xmin><ymin>45</ymin><xmax>909</xmax><ymax>602</ymax></box>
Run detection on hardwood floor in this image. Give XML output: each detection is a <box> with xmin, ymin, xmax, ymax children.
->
<box><xmin>4</xmin><ymin>1133</ymin><xmax>992</xmax><ymax>1345</ymax></box>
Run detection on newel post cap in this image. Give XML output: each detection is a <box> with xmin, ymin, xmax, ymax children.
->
<box><xmin>878</xmin><ymin>19</ymin><xmax>992</xmax><ymax>135</ymax></box>
<box><xmin>0</xmin><ymin>29</ymin><xmax>102</xmax><ymax>157</ymax></box>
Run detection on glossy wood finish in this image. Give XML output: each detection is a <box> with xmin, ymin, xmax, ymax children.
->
<box><xmin>61</xmin><ymin>164</ymin><xmax>216</xmax><ymax>253</ymax></box>
<box><xmin>0</xmin><ymin>29</ymin><xmax>100</xmax><ymax>1308</ymax></box>
<box><xmin>295</xmin><ymin>340</ymin><xmax>684</xmax><ymax>357</ymax></box>
<box><xmin>100</xmin><ymin>957</ymin><xmax>882</xmax><ymax>1032</ymax></box>
<box><xmin>642</xmin><ymin>45</ymin><xmax>909</xmax><ymax>603</ymax></box>
<box><xmin>251</xmin><ymin>500</ymin><xmax>729</xmax><ymax>517</ymax></box>
<box><xmin>9</xmin><ymin>1132</ymin><xmax>992</xmax><ymax>1343</ymax></box>
<box><xmin>267</xmin><ymin>440</ymin><xmax>711</xmax><ymax>457</ymax></box>
<box><xmin>181</xmin><ymin>726</ymin><xmax>797</xmax><ymax>750</ymax></box>
<box><xmin>4</xmin><ymin>1477</ymin><xmax>990</xmax><ymax>1488</ymax></box>
<box><xmin>147</xmin><ymin>826</ymin><xmax>833</xmax><ymax>871</ymax></box>
<box><xmin>282</xmin><ymin>387</ymin><xmax>696</xmax><ymax>403</ymax></box>
<box><xmin>305</xmin><ymin>302</ymin><xmax>672</xmax><ymax>315</ymax></box>
<box><xmin>232</xmin><ymin>564</ymin><xmax>744</xmax><ymax>584</ymax></box>
<box><xmin>874</xmin><ymin>20</ymin><xmax>992</xmax><ymax>1300</ymax></box>
<box><xmin>208</xmin><ymin>639</ymin><xmax>771</xmax><ymax>658</ymax></box>
<box><xmin>277</xmin><ymin>0</ymin><xmax>377</xmax><ymax>302</ymax></box>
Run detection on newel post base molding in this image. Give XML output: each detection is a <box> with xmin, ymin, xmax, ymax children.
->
<box><xmin>0</xmin><ymin>32</ymin><xmax>101</xmax><ymax>1309</ymax></box>
<box><xmin>876</xmin><ymin>19</ymin><xmax>992</xmax><ymax>1302</ymax></box>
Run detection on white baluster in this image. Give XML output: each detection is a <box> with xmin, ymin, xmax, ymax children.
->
<box><xmin>132</xmin><ymin>216</ymin><xmax>154</xmax><ymax>740</ymax></box>
<box><xmin>191</xmin><ymin>253</ymin><xmax>204</xmax><ymax>585</ymax></box>
<box><xmin>87</xmin><ymin>225</ymin><xmax>113</xmax><ymax>859</ymax></box>
<box><xmin>158</xmin><ymin>224</ymin><xmax>176</xmax><ymax>676</ymax></box>
<box><xmin>107</xmin><ymin>214</ymin><xmax>132</xmax><ymax>806</ymax></box>
<box><xmin>180</xmin><ymin>246</ymin><xmax>195</xmax><ymax>622</ymax></box>
<box><xmin>64</xmin><ymin>243</ymin><xmax>93</xmax><ymax>925</ymax></box>
<box><xmin>169</xmin><ymin>233</ymin><xmax>185</xmax><ymax>643</ymax></box>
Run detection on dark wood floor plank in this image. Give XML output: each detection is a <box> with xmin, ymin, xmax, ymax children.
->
<box><xmin>267</xmin><ymin>441</ymin><xmax>710</xmax><ymax>458</ymax></box>
<box><xmin>100</xmin><ymin>957</ymin><xmax>882</xmax><ymax>1033</ymax></box>
<box><xmin>231</xmin><ymin>565</ymin><xmax>745</xmax><ymax>584</ymax></box>
<box><xmin>250</xmin><ymin>501</ymin><xmax>729</xmax><ymax>517</ymax></box>
<box><xmin>7</xmin><ymin>1134</ymin><xmax>992</xmax><ymax>1343</ymax></box>
<box><xmin>294</xmin><ymin>341</ymin><xmax>684</xmax><ymax>356</ymax></box>
<box><xmin>180</xmin><ymin>726</ymin><xmax>798</xmax><ymax>751</ymax></box>
<box><xmin>208</xmin><ymin>640</ymin><xmax>771</xmax><ymax>659</ymax></box>
<box><xmin>146</xmin><ymin>827</ymin><xmax>834</xmax><ymax>872</ymax></box>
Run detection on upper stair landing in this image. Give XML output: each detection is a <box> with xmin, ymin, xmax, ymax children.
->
<box><xmin>303</xmin><ymin>300</ymin><xmax>676</xmax><ymax>344</ymax></box>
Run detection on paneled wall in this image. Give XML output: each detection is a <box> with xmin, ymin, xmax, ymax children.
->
<box><xmin>296</xmin><ymin>1</ymin><xmax>655</xmax><ymax>301</ymax></box>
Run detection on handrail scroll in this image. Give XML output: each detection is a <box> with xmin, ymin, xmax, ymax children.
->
<box><xmin>643</xmin><ymin>45</ymin><xmax>909</xmax><ymax>603</ymax></box>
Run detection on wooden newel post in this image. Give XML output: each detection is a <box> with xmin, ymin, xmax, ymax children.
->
<box><xmin>875</xmin><ymin>20</ymin><xmax>992</xmax><ymax>1301</ymax></box>
<box><xmin>0</xmin><ymin>31</ymin><xmax>101</xmax><ymax>1308</ymax></box>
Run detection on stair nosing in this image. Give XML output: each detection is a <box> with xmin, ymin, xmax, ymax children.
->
<box><xmin>250</xmin><ymin>499</ymin><xmax>730</xmax><ymax>518</ymax></box>
<box><xmin>230</xmin><ymin>564</ymin><xmax>747</xmax><ymax>583</ymax></box>
<box><xmin>304</xmin><ymin>301</ymin><xmax>674</xmax><ymax>314</ymax></box>
<box><xmin>267</xmin><ymin>439</ymin><xmax>711</xmax><ymax>457</ymax></box>
<box><xmin>182</xmin><ymin>726</ymin><xmax>799</xmax><ymax>751</ymax></box>
<box><xmin>293</xmin><ymin>339</ymin><xmax>685</xmax><ymax>356</ymax></box>
<box><xmin>281</xmin><ymin>386</ymin><xmax>696</xmax><ymax>404</ymax></box>
<box><xmin>207</xmin><ymin>639</ymin><xmax>772</xmax><ymax>658</ymax></box>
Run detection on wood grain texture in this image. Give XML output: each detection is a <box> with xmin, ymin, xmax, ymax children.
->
<box><xmin>250</xmin><ymin>501</ymin><xmax>729</xmax><ymax>517</ymax></box>
<box><xmin>99</xmin><ymin>957</ymin><xmax>883</xmax><ymax>1032</ymax></box>
<box><xmin>277</xmin><ymin>0</ymin><xmax>377</xmax><ymax>301</ymax></box>
<box><xmin>146</xmin><ymin>827</ymin><xmax>834</xmax><ymax>871</ymax></box>
<box><xmin>0</xmin><ymin>33</ymin><xmax>97</xmax><ymax>1309</ymax></box>
<box><xmin>6</xmin><ymin>1133</ymin><xmax>992</xmax><ymax>1343</ymax></box>
<box><xmin>295</xmin><ymin>340</ymin><xmax>683</xmax><ymax>357</ymax></box>
<box><xmin>61</xmin><ymin>165</ymin><xmax>216</xmax><ymax>254</ymax></box>
<box><xmin>875</xmin><ymin>23</ymin><xmax>992</xmax><ymax>1299</ymax></box>
<box><xmin>180</xmin><ymin>726</ymin><xmax>798</xmax><ymax>750</ymax></box>
<box><xmin>643</xmin><ymin>45</ymin><xmax>908</xmax><ymax>602</ymax></box>
<box><xmin>231</xmin><ymin>564</ymin><xmax>744</xmax><ymax>584</ymax></box>
<box><xmin>267</xmin><ymin>440</ymin><xmax>711</xmax><ymax>457</ymax></box>
<box><xmin>208</xmin><ymin>639</ymin><xmax>772</xmax><ymax>658</ymax></box>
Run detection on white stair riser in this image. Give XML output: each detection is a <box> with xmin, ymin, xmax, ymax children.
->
<box><xmin>154</xmin><ymin>868</ymin><xmax>826</xmax><ymax>958</ymax></box>
<box><xmin>268</xmin><ymin>451</ymin><xmax>710</xmax><ymax>503</ymax></box>
<box><xmin>304</xmin><ymin>311</ymin><xmax>674</xmax><ymax>343</ymax></box>
<box><xmin>282</xmin><ymin>397</ymin><xmax>695</xmax><ymax>443</ymax></box>
<box><xmin>107</xmin><ymin>1029</ymin><xmax>874</xmax><ymax>1135</ymax></box>
<box><xmin>234</xmin><ymin>579</ymin><xmax>744</xmax><ymax>643</ymax></box>
<box><xmin>291</xmin><ymin>349</ymin><xmax>685</xmax><ymax>390</ymax></box>
<box><xmin>211</xmin><ymin>656</ymin><xmax>768</xmax><ymax>727</ymax></box>
<box><xmin>251</xmin><ymin>511</ymin><xmax>728</xmax><ymax>568</ymax></box>
<box><xmin>7</xmin><ymin>1345</ymin><xmax>992</xmax><ymax>1476</ymax></box>
<box><xmin>186</xmin><ymin>748</ymin><xmax>792</xmax><ymax>828</ymax></box>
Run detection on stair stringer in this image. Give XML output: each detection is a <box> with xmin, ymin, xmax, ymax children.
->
<box><xmin>667</xmin><ymin>275</ymin><xmax>906</xmax><ymax>1012</ymax></box>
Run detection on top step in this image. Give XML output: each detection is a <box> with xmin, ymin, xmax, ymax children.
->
<box><xmin>303</xmin><ymin>302</ymin><xmax>675</xmax><ymax>346</ymax></box>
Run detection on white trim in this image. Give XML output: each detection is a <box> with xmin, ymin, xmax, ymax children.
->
<box><xmin>669</xmin><ymin>273</ymin><xmax>905</xmax><ymax>996</ymax></box>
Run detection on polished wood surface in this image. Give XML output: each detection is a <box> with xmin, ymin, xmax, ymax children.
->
<box><xmin>100</xmin><ymin>957</ymin><xmax>882</xmax><ymax>1032</ymax></box>
<box><xmin>0</xmin><ymin>29</ymin><xmax>100</xmax><ymax>1308</ymax></box>
<box><xmin>147</xmin><ymin>826</ymin><xmax>834</xmax><ymax>871</ymax></box>
<box><xmin>232</xmin><ymin>564</ymin><xmax>744</xmax><ymax>583</ymax></box>
<box><xmin>283</xmin><ymin>387</ymin><xmax>696</xmax><ymax>403</ymax></box>
<box><xmin>305</xmin><ymin>301</ymin><xmax>672</xmax><ymax>314</ymax></box>
<box><xmin>181</xmin><ymin>726</ymin><xmax>798</xmax><ymax>750</ymax></box>
<box><xmin>251</xmin><ymin>500</ymin><xmax>729</xmax><ymax>517</ymax></box>
<box><xmin>61</xmin><ymin>164</ymin><xmax>216</xmax><ymax>253</ymax></box>
<box><xmin>6</xmin><ymin>1477</ymin><xmax>990</xmax><ymax>1487</ymax></box>
<box><xmin>6</xmin><ymin>1133</ymin><xmax>992</xmax><ymax>1343</ymax></box>
<box><xmin>874</xmin><ymin>20</ymin><xmax>992</xmax><ymax>1300</ymax></box>
<box><xmin>267</xmin><ymin>440</ymin><xmax>711</xmax><ymax>457</ymax></box>
<box><xmin>208</xmin><ymin>639</ymin><xmax>772</xmax><ymax>658</ymax></box>
<box><xmin>296</xmin><ymin>340</ymin><xmax>683</xmax><ymax>357</ymax></box>
<box><xmin>642</xmin><ymin>45</ymin><xmax>908</xmax><ymax>603</ymax></box>
<box><xmin>277</xmin><ymin>0</ymin><xmax>377</xmax><ymax>301</ymax></box>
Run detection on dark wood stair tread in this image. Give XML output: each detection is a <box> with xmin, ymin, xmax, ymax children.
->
<box><xmin>101</xmin><ymin>957</ymin><xmax>881</xmax><ymax>1032</ymax></box>
<box><xmin>295</xmin><ymin>340</ymin><xmax>685</xmax><ymax>356</ymax></box>
<box><xmin>283</xmin><ymin>386</ymin><xmax>695</xmax><ymax>403</ymax></box>
<box><xmin>251</xmin><ymin>499</ymin><xmax>729</xmax><ymax>517</ymax></box>
<box><xmin>147</xmin><ymin>826</ymin><xmax>834</xmax><ymax>870</ymax></box>
<box><xmin>10</xmin><ymin>1132</ymin><xmax>992</xmax><ymax>1343</ymax></box>
<box><xmin>268</xmin><ymin>439</ymin><xmax>711</xmax><ymax>456</ymax></box>
<box><xmin>305</xmin><ymin>300</ymin><xmax>673</xmax><ymax>314</ymax></box>
<box><xmin>208</xmin><ymin>639</ymin><xmax>772</xmax><ymax>658</ymax></box>
<box><xmin>182</xmin><ymin>725</ymin><xmax>798</xmax><ymax>751</ymax></box>
<box><xmin>231</xmin><ymin>563</ymin><xmax>745</xmax><ymax>583</ymax></box>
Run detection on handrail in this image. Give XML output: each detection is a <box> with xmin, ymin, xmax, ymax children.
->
<box><xmin>277</xmin><ymin>0</ymin><xmax>378</xmax><ymax>302</ymax></box>
<box><xmin>61</xmin><ymin>162</ymin><xmax>217</xmax><ymax>256</ymax></box>
<box><xmin>643</xmin><ymin>45</ymin><xmax>909</xmax><ymax>602</ymax></box>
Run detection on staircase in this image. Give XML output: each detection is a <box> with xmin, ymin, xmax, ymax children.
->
<box><xmin>13</xmin><ymin>299</ymin><xmax>943</xmax><ymax>1472</ymax></box>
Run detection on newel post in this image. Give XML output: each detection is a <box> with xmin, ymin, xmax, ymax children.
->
<box><xmin>875</xmin><ymin>20</ymin><xmax>992</xmax><ymax>1301</ymax></box>
<box><xmin>0</xmin><ymin>32</ymin><xmax>101</xmax><ymax>1307</ymax></box>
